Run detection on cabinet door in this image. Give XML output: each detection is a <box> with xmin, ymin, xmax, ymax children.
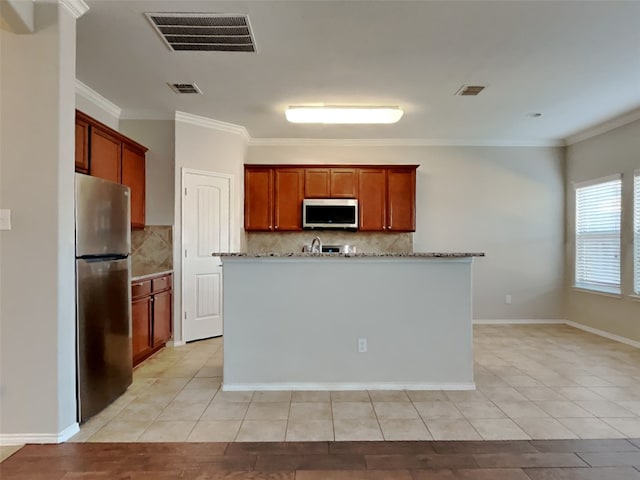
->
<box><xmin>274</xmin><ymin>168</ymin><xmax>304</xmax><ymax>231</ymax></box>
<box><xmin>132</xmin><ymin>296</ymin><xmax>152</xmax><ymax>365</ymax></box>
<box><xmin>75</xmin><ymin>118</ymin><xmax>89</xmax><ymax>173</ymax></box>
<box><xmin>358</xmin><ymin>168</ymin><xmax>387</xmax><ymax>231</ymax></box>
<box><xmin>121</xmin><ymin>143</ymin><xmax>146</xmax><ymax>228</ymax></box>
<box><xmin>152</xmin><ymin>290</ymin><xmax>172</xmax><ymax>346</ymax></box>
<box><xmin>330</xmin><ymin>168</ymin><xmax>357</xmax><ymax>198</ymax></box>
<box><xmin>304</xmin><ymin>168</ymin><xmax>331</xmax><ymax>198</ymax></box>
<box><xmin>245</xmin><ymin>168</ymin><xmax>273</xmax><ymax>231</ymax></box>
<box><xmin>90</xmin><ymin>127</ymin><xmax>121</xmax><ymax>183</ymax></box>
<box><xmin>387</xmin><ymin>168</ymin><xmax>416</xmax><ymax>232</ymax></box>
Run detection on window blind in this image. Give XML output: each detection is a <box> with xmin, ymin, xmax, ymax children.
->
<box><xmin>575</xmin><ymin>177</ymin><xmax>622</xmax><ymax>294</ymax></box>
<box><xmin>635</xmin><ymin>173</ymin><xmax>640</xmax><ymax>295</ymax></box>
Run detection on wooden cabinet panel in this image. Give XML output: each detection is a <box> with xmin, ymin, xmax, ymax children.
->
<box><xmin>358</xmin><ymin>168</ymin><xmax>387</xmax><ymax>231</ymax></box>
<box><xmin>330</xmin><ymin>168</ymin><xmax>357</xmax><ymax>198</ymax></box>
<box><xmin>274</xmin><ymin>168</ymin><xmax>304</xmax><ymax>231</ymax></box>
<box><xmin>152</xmin><ymin>290</ymin><xmax>172</xmax><ymax>346</ymax></box>
<box><xmin>132</xmin><ymin>297</ymin><xmax>152</xmax><ymax>363</ymax></box>
<box><xmin>90</xmin><ymin>127</ymin><xmax>121</xmax><ymax>183</ymax></box>
<box><xmin>75</xmin><ymin>117</ymin><xmax>89</xmax><ymax>173</ymax></box>
<box><xmin>304</xmin><ymin>168</ymin><xmax>331</xmax><ymax>198</ymax></box>
<box><xmin>387</xmin><ymin>168</ymin><xmax>416</xmax><ymax>231</ymax></box>
<box><xmin>132</xmin><ymin>280</ymin><xmax>151</xmax><ymax>299</ymax></box>
<box><xmin>245</xmin><ymin>168</ymin><xmax>273</xmax><ymax>231</ymax></box>
<box><xmin>121</xmin><ymin>143</ymin><xmax>146</xmax><ymax>229</ymax></box>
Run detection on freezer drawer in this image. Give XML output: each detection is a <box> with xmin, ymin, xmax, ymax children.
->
<box><xmin>76</xmin><ymin>257</ymin><xmax>132</xmax><ymax>422</ymax></box>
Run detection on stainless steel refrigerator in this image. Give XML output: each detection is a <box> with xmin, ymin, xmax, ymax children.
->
<box><xmin>75</xmin><ymin>173</ymin><xmax>132</xmax><ymax>422</ymax></box>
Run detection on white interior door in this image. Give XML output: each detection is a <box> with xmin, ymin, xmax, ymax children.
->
<box><xmin>182</xmin><ymin>171</ymin><xmax>230</xmax><ymax>342</ymax></box>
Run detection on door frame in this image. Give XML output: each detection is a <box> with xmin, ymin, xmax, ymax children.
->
<box><xmin>178</xmin><ymin>168</ymin><xmax>234</xmax><ymax>344</ymax></box>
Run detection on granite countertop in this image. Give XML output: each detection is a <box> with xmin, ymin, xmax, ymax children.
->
<box><xmin>131</xmin><ymin>269</ymin><xmax>174</xmax><ymax>282</ymax></box>
<box><xmin>212</xmin><ymin>252</ymin><xmax>484</xmax><ymax>258</ymax></box>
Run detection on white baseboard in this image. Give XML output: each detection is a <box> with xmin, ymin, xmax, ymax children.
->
<box><xmin>564</xmin><ymin>320</ymin><xmax>640</xmax><ymax>349</ymax></box>
<box><xmin>222</xmin><ymin>382</ymin><xmax>476</xmax><ymax>392</ymax></box>
<box><xmin>0</xmin><ymin>423</ymin><xmax>79</xmax><ymax>446</ymax></box>
<box><xmin>473</xmin><ymin>319</ymin><xmax>564</xmax><ymax>325</ymax></box>
<box><xmin>166</xmin><ymin>340</ymin><xmax>185</xmax><ymax>347</ymax></box>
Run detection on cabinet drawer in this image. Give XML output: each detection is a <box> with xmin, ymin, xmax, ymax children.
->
<box><xmin>152</xmin><ymin>275</ymin><xmax>172</xmax><ymax>293</ymax></box>
<box><xmin>132</xmin><ymin>280</ymin><xmax>151</xmax><ymax>299</ymax></box>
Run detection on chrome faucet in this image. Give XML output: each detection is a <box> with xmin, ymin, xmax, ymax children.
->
<box><xmin>310</xmin><ymin>236</ymin><xmax>322</xmax><ymax>254</ymax></box>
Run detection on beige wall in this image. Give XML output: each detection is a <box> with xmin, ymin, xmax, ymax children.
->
<box><xmin>247</xmin><ymin>144</ymin><xmax>565</xmax><ymax>320</ymax></box>
<box><xmin>1</xmin><ymin>2</ymin><xmax>78</xmax><ymax>439</ymax></box>
<box><xmin>173</xmin><ymin>117</ymin><xmax>247</xmax><ymax>343</ymax></box>
<box><xmin>119</xmin><ymin>119</ymin><xmax>175</xmax><ymax>225</ymax></box>
<box><xmin>565</xmin><ymin>120</ymin><xmax>640</xmax><ymax>342</ymax></box>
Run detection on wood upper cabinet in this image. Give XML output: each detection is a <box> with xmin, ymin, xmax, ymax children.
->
<box><xmin>76</xmin><ymin>110</ymin><xmax>148</xmax><ymax>228</ymax></box>
<box><xmin>245</xmin><ymin>164</ymin><xmax>417</xmax><ymax>232</ymax></box>
<box><xmin>330</xmin><ymin>168</ymin><xmax>357</xmax><ymax>198</ymax></box>
<box><xmin>387</xmin><ymin>168</ymin><xmax>416</xmax><ymax>231</ymax></box>
<box><xmin>245</xmin><ymin>168</ymin><xmax>273</xmax><ymax>231</ymax></box>
<box><xmin>304</xmin><ymin>168</ymin><xmax>357</xmax><ymax>198</ymax></box>
<box><xmin>121</xmin><ymin>143</ymin><xmax>146</xmax><ymax>228</ymax></box>
<box><xmin>274</xmin><ymin>168</ymin><xmax>304</xmax><ymax>231</ymax></box>
<box><xmin>304</xmin><ymin>168</ymin><xmax>331</xmax><ymax>198</ymax></box>
<box><xmin>90</xmin><ymin>126</ymin><xmax>121</xmax><ymax>183</ymax></box>
<box><xmin>358</xmin><ymin>168</ymin><xmax>387</xmax><ymax>231</ymax></box>
<box><xmin>75</xmin><ymin>115</ymin><xmax>89</xmax><ymax>173</ymax></box>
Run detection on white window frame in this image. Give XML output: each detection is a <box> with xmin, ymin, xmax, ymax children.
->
<box><xmin>634</xmin><ymin>170</ymin><xmax>640</xmax><ymax>295</ymax></box>
<box><xmin>574</xmin><ymin>174</ymin><xmax>622</xmax><ymax>295</ymax></box>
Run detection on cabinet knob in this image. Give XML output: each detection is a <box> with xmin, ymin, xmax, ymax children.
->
<box><xmin>275</xmin><ymin>225</ymin><xmax>279</xmax><ymax>230</ymax></box>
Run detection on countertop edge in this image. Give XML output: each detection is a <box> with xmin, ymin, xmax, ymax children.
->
<box><xmin>131</xmin><ymin>269</ymin><xmax>174</xmax><ymax>281</ymax></box>
<box><xmin>212</xmin><ymin>252</ymin><xmax>484</xmax><ymax>258</ymax></box>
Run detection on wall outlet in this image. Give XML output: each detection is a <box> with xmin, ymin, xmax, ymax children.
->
<box><xmin>358</xmin><ymin>338</ymin><xmax>367</xmax><ymax>353</ymax></box>
<box><xmin>505</xmin><ymin>294</ymin><xmax>512</xmax><ymax>305</ymax></box>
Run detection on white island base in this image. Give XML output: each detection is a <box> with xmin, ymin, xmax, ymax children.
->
<box><xmin>220</xmin><ymin>254</ymin><xmax>480</xmax><ymax>391</ymax></box>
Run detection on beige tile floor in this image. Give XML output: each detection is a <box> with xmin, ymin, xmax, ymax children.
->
<box><xmin>67</xmin><ymin>324</ymin><xmax>640</xmax><ymax>443</ymax></box>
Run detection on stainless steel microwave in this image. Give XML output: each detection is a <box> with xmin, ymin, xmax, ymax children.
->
<box><xmin>302</xmin><ymin>198</ymin><xmax>358</xmax><ymax>230</ymax></box>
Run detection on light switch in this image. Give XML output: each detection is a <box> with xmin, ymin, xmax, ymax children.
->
<box><xmin>0</xmin><ymin>209</ymin><xmax>11</xmax><ymax>230</ymax></box>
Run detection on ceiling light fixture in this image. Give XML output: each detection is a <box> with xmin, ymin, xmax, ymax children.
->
<box><xmin>285</xmin><ymin>106</ymin><xmax>403</xmax><ymax>124</ymax></box>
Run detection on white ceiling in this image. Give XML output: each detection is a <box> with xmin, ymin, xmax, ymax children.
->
<box><xmin>76</xmin><ymin>0</ymin><xmax>640</xmax><ymax>143</ymax></box>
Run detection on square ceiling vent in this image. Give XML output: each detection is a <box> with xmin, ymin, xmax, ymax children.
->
<box><xmin>168</xmin><ymin>83</ymin><xmax>202</xmax><ymax>94</ymax></box>
<box><xmin>147</xmin><ymin>13</ymin><xmax>256</xmax><ymax>52</ymax></box>
<box><xmin>456</xmin><ymin>85</ymin><xmax>486</xmax><ymax>96</ymax></box>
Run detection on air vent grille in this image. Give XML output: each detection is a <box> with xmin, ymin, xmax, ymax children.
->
<box><xmin>169</xmin><ymin>83</ymin><xmax>203</xmax><ymax>94</ymax></box>
<box><xmin>147</xmin><ymin>13</ymin><xmax>256</xmax><ymax>52</ymax></box>
<box><xmin>456</xmin><ymin>85</ymin><xmax>486</xmax><ymax>96</ymax></box>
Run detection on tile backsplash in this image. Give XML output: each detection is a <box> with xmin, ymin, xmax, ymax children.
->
<box><xmin>131</xmin><ymin>226</ymin><xmax>173</xmax><ymax>273</ymax></box>
<box><xmin>246</xmin><ymin>231</ymin><xmax>413</xmax><ymax>254</ymax></box>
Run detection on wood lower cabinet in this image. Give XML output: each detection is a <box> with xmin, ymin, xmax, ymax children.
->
<box><xmin>132</xmin><ymin>273</ymin><xmax>173</xmax><ymax>366</ymax></box>
<box><xmin>121</xmin><ymin>144</ymin><xmax>146</xmax><ymax>228</ymax></box>
<box><xmin>274</xmin><ymin>168</ymin><xmax>304</xmax><ymax>231</ymax></box>
<box><xmin>76</xmin><ymin>110</ymin><xmax>147</xmax><ymax>228</ymax></box>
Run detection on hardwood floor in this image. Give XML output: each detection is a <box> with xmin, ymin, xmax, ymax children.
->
<box><xmin>2</xmin><ymin>439</ymin><xmax>640</xmax><ymax>479</ymax></box>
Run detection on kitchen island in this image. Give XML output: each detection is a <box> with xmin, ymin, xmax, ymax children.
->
<box><xmin>218</xmin><ymin>253</ymin><xmax>484</xmax><ymax>391</ymax></box>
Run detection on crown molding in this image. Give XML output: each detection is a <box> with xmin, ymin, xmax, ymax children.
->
<box><xmin>59</xmin><ymin>0</ymin><xmax>89</xmax><ymax>19</ymax></box>
<box><xmin>120</xmin><ymin>110</ymin><xmax>175</xmax><ymax>121</ymax></box>
<box><xmin>175</xmin><ymin>111</ymin><xmax>250</xmax><ymax>141</ymax></box>
<box><xmin>75</xmin><ymin>80</ymin><xmax>122</xmax><ymax>119</ymax></box>
<box><xmin>564</xmin><ymin>107</ymin><xmax>640</xmax><ymax>146</ymax></box>
<box><xmin>248</xmin><ymin>137</ymin><xmax>564</xmax><ymax>148</ymax></box>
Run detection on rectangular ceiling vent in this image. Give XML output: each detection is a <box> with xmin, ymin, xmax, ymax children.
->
<box><xmin>456</xmin><ymin>85</ymin><xmax>486</xmax><ymax>96</ymax></box>
<box><xmin>169</xmin><ymin>83</ymin><xmax>203</xmax><ymax>94</ymax></box>
<box><xmin>147</xmin><ymin>13</ymin><xmax>256</xmax><ymax>52</ymax></box>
